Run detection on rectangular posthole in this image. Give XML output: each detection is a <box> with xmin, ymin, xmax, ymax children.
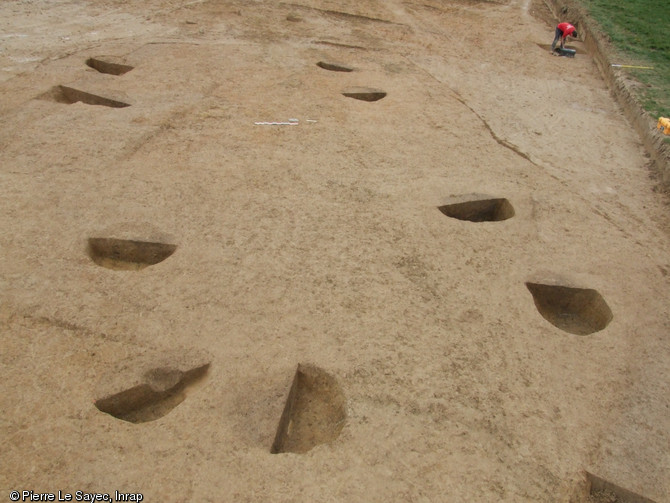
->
<box><xmin>49</xmin><ymin>85</ymin><xmax>131</xmax><ymax>108</ymax></box>
<box><xmin>586</xmin><ymin>472</ymin><xmax>658</xmax><ymax>503</ymax></box>
<box><xmin>86</xmin><ymin>56</ymin><xmax>134</xmax><ymax>75</ymax></box>
<box><xmin>271</xmin><ymin>364</ymin><xmax>346</xmax><ymax>454</ymax></box>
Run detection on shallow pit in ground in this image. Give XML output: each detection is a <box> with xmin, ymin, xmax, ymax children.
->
<box><xmin>317</xmin><ymin>60</ymin><xmax>354</xmax><ymax>72</ymax></box>
<box><xmin>95</xmin><ymin>364</ymin><xmax>209</xmax><ymax>423</ymax></box>
<box><xmin>438</xmin><ymin>197</ymin><xmax>515</xmax><ymax>222</ymax></box>
<box><xmin>86</xmin><ymin>56</ymin><xmax>134</xmax><ymax>76</ymax></box>
<box><xmin>526</xmin><ymin>283</ymin><xmax>613</xmax><ymax>335</ymax></box>
<box><xmin>46</xmin><ymin>85</ymin><xmax>130</xmax><ymax>108</ymax></box>
<box><xmin>88</xmin><ymin>237</ymin><xmax>177</xmax><ymax>270</ymax></box>
<box><xmin>271</xmin><ymin>364</ymin><xmax>346</xmax><ymax>454</ymax></box>
<box><xmin>585</xmin><ymin>472</ymin><xmax>657</xmax><ymax>503</ymax></box>
<box><xmin>342</xmin><ymin>87</ymin><xmax>386</xmax><ymax>102</ymax></box>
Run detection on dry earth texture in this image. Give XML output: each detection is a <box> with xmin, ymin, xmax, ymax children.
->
<box><xmin>1</xmin><ymin>0</ymin><xmax>669</xmax><ymax>501</ymax></box>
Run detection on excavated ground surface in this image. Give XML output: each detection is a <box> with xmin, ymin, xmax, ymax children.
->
<box><xmin>1</xmin><ymin>0</ymin><xmax>669</xmax><ymax>501</ymax></box>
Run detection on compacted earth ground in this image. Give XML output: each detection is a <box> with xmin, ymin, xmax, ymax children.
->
<box><xmin>1</xmin><ymin>0</ymin><xmax>669</xmax><ymax>501</ymax></box>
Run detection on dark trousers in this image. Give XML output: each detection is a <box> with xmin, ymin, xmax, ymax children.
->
<box><xmin>551</xmin><ymin>27</ymin><xmax>563</xmax><ymax>50</ymax></box>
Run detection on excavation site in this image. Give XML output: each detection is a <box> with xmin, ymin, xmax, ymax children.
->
<box><xmin>1</xmin><ymin>0</ymin><xmax>668</xmax><ymax>501</ymax></box>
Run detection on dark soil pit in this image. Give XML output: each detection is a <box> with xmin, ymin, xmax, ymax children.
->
<box><xmin>86</xmin><ymin>57</ymin><xmax>134</xmax><ymax>76</ymax></box>
<box><xmin>88</xmin><ymin>237</ymin><xmax>177</xmax><ymax>270</ymax></box>
<box><xmin>47</xmin><ymin>85</ymin><xmax>131</xmax><ymax>108</ymax></box>
<box><xmin>271</xmin><ymin>364</ymin><xmax>346</xmax><ymax>454</ymax></box>
<box><xmin>317</xmin><ymin>60</ymin><xmax>354</xmax><ymax>72</ymax></box>
<box><xmin>585</xmin><ymin>472</ymin><xmax>657</xmax><ymax>503</ymax></box>
<box><xmin>438</xmin><ymin>197</ymin><xmax>515</xmax><ymax>222</ymax></box>
<box><xmin>342</xmin><ymin>87</ymin><xmax>386</xmax><ymax>102</ymax></box>
<box><xmin>526</xmin><ymin>283</ymin><xmax>613</xmax><ymax>335</ymax></box>
<box><xmin>95</xmin><ymin>364</ymin><xmax>210</xmax><ymax>424</ymax></box>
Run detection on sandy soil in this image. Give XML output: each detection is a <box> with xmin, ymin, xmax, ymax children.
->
<box><xmin>1</xmin><ymin>0</ymin><xmax>669</xmax><ymax>501</ymax></box>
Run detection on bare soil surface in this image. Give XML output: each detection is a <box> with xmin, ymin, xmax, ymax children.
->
<box><xmin>1</xmin><ymin>0</ymin><xmax>669</xmax><ymax>501</ymax></box>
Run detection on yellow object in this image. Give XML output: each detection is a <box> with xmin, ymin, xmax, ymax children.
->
<box><xmin>658</xmin><ymin>117</ymin><xmax>670</xmax><ymax>135</ymax></box>
<box><xmin>611</xmin><ymin>64</ymin><xmax>654</xmax><ymax>69</ymax></box>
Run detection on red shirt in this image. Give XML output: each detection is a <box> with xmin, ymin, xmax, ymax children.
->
<box><xmin>557</xmin><ymin>22</ymin><xmax>576</xmax><ymax>38</ymax></box>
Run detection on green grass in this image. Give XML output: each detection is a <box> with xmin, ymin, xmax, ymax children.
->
<box><xmin>577</xmin><ymin>0</ymin><xmax>670</xmax><ymax>119</ymax></box>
